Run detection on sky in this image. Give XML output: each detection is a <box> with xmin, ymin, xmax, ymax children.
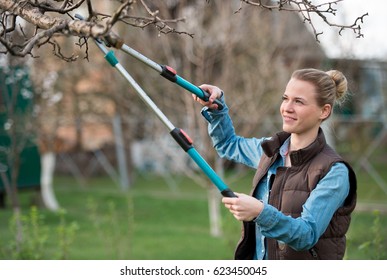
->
<box><xmin>310</xmin><ymin>0</ymin><xmax>387</xmax><ymax>60</ymax></box>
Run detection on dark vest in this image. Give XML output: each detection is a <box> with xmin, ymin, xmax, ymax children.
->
<box><xmin>234</xmin><ymin>129</ymin><xmax>357</xmax><ymax>260</ymax></box>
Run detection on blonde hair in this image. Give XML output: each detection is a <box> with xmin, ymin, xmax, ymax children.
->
<box><xmin>291</xmin><ymin>68</ymin><xmax>348</xmax><ymax>108</ymax></box>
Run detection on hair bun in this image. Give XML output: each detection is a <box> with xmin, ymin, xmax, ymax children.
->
<box><xmin>326</xmin><ymin>70</ymin><xmax>348</xmax><ymax>103</ymax></box>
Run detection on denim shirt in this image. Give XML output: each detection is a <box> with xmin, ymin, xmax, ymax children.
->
<box><xmin>201</xmin><ymin>96</ymin><xmax>350</xmax><ymax>260</ymax></box>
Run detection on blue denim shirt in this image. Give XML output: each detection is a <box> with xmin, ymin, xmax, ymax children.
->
<box><xmin>201</xmin><ymin>96</ymin><xmax>350</xmax><ymax>260</ymax></box>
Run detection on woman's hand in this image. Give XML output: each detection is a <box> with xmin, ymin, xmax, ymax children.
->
<box><xmin>192</xmin><ymin>84</ymin><xmax>223</xmax><ymax>110</ymax></box>
<box><xmin>222</xmin><ymin>192</ymin><xmax>264</xmax><ymax>221</ymax></box>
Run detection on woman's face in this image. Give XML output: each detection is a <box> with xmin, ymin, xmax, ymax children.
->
<box><xmin>280</xmin><ymin>78</ymin><xmax>330</xmax><ymax>136</ymax></box>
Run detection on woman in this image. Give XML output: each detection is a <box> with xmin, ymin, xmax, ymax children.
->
<box><xmin>194</xmin><ymin>68</ymin><xmax>357</xmax><ymax>260</ymax></box>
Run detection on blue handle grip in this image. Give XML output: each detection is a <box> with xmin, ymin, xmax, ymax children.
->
<box><xmin>175</xmin><ymin>76</ymin><xmax>224</xmax><ymax>110</ymax></box>
<box><xmin>187</xmin><ymin>148</ymin><xmax>236</xmax><ymax>197</ymax></box>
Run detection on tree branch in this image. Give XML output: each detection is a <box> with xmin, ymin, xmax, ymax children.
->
<box><xmin>0</xmin><ymin>0</ymin><xmax>188</xmax><ymax>59</ymax></box>
<box><xmin>238</xmin><ymin>0</ymin><xmax>368</xmax><ymax>41</ymax></box>
<box><xmin>0</xmin><ymin>0</ymin><xmax>369</xmax><ymax>60</ymax></box>
<box><xmin>0</xmin><ymin>21</ymin><xmax>67</xmax><ymax>56</ymax></box>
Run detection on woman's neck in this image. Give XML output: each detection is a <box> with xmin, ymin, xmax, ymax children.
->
<box><xmin>290</xmin><ymin>129</ymin><xmax>319</xmax><ymax>151</ymax></box>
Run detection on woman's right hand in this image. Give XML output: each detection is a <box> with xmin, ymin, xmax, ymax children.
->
<box><xmin>192</xmin><ymin>84</ymin><xmax>223</xmax><ymax>110</ymax></box>
<box><xmin>222</xmin><ymin>192</ymin><xmax>264</xmax><ymax>222</ymax></box>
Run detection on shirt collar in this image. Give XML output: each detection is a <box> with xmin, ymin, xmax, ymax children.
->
<box><xmin>280</xmin><ymin>137</ymin><xmax>291</xmax><ymax>157</ymax></box>
<box><xmin>262</xmin><ymin>128</ymin><xmax>327</xmax><ymax>166</ymax></box>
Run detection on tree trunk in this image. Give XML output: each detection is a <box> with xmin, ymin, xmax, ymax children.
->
<box><xmin>208</xmin><ymin>187</ymin><xmax>222</xmax><ymax>237</ymax></box>
<box><xmin>40</xmin><ymin>151</ymin><xmax>60</xmax><ymax>211</ymax></box>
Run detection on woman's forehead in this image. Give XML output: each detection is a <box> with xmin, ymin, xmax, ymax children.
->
<box><xmin>284</xmin><ymin>78</ymin><xmax>317</xmax><ymax>98</ymax></box>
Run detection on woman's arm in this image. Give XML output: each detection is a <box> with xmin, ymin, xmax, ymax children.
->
<box><xmin>196</xmin><ymin>85</ymin><xmax>267</xmax><ymax>169</ymax></box>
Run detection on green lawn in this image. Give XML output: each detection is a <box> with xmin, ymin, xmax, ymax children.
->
<box><xmin>0</xmin><ymin>167</ymin><xmax>386</xmax><ymax>260</ymax></box>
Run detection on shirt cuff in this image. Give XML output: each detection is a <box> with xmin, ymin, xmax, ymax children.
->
<box><xmin>200</xmin><ymin>93</ymin><xmax>226</xmax><ymax>122</ymax></box>
<box><xmin>253</xmin><ymin>202</ymin><xmax>279</xmax><ymax>231</ymax></box>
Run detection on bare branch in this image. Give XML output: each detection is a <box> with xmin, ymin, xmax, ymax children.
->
<box><xmin>29</xmin><ymin>0</ymin><xmax>84</xmax><ymax>14</ymax></box>
<box><xmin>0</xmin><ymin>21</ymin><xmax>67</xmax><ymax>57</ymax></box>
<box><xmin>0</xmin><ymin>0</ymin><xmax>368</xmax><ymax>60</ymax></box>
<box><xmin>238</xmin><ymin>0</ymin><xmax>368</xmax><ymax>41</ymax></box>
<box><xmin>0</xmin><ymin>0</ymin><xmax>189</xmax><ymax>59</ymax></box>
<box><xmin>0</xmin><ymin>12</ymin><xmax>16</xmax><ymax>35</ymax></box>
<box><xmin>48</xmin><ymin>38</ymin><xmax>79</xmax><ymax>61</ymax></box>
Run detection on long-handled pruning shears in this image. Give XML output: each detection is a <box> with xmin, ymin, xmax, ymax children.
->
<box><xmin>102</xmin><ymin>31</ymin><xmax>224</xmax><ymax>110</ymax></box>
<box><xmin>75</xmin><ymin>15</ymin><xmax>235</xmax><ymax>197</ymax></box>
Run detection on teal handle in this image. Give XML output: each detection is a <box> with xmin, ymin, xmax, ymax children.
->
<box><xmin>176</xmin><ymin>76</ymin><xmax>203</xmax><ymax>97</ymax></box>
<box><xmin>187</xmin><ymin>148</ymin><xmax>235</xmax><ymax>196</ymax></box>
<box><xmin>175</xmin><ymin>76</ymin><xmax>224</xmax><ymax>110</ymax></box>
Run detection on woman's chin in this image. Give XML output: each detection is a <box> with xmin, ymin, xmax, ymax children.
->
<box><xmin>282</xmin><ymin>125</ymin><xmax>293</xmax><ymax>133</ymax></box>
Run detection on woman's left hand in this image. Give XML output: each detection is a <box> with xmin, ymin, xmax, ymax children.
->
<box><xmin>222</xmin><ymin>192</ymin><xmax>264</xmax><ymax>221</ymax></box>
<box><xmin>192</xmin><ymin>84</ymin><xmax>223</xmax><ymax>110</ymax></box>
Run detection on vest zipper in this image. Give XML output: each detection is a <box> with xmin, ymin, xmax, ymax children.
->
<box><xmin>309</xmin><ymin>247</ymin><xmax>319</xmax><ymax>260</ymax></box>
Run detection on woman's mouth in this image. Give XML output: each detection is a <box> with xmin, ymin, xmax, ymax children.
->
<box><xmin>283</xmin><ymin>115</ymin><xmax>296</xmax><ymax>122</ymax></box>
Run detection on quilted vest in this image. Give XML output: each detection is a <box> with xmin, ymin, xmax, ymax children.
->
<box><xmin>234</xmin><ymin>128</ymin><xmax>357</xmax><ymax>260</ymax></box>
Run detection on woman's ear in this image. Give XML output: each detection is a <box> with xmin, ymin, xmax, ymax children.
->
<box><xmin>320</xmin><ymin>104</ymin><xmax>332</xmax><ymax>120</ymax></box>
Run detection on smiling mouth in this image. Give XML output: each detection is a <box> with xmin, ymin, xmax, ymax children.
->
<box><xmin>283</xmin><ymin>115</ymin><xmax>297</xmax><ymax>122</ymax></box>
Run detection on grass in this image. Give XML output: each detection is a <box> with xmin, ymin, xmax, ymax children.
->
<box><xmin>0</xmin><ymin>166</ymin><xmax>387</xmax><ymax>260</ymax></box>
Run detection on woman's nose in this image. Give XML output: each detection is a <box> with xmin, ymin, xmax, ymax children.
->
<box><xmin>283</xmin><ymin>101</ymin><xmax>294</xmax><ymax>112</ymax></box>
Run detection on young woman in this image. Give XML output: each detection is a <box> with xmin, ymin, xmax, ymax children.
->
<box><xmin>194</xmin><ymin>68</ymin><xmax>357</xmax><ymax>260</ymax></box>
